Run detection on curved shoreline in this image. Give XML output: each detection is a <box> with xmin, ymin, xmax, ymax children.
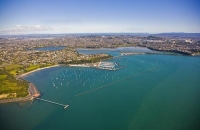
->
<box><xmin>0</xmin><ymin>65</ymin><xmax>61</xmax><ymax>104</ymax></box>
<box><xmin>0</xmin><ymin>63</ymin><xmax>95</xmax><ymax>104</ymax></box>
<box><xmin>18</xmin><ymin>64</ymin><xmax>61</xmax><ymax>78</ymax></box>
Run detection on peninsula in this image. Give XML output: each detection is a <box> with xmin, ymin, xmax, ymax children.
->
<box><xmin>0</xmin><ymin>68</ymin><xmax>40</xmax><ymax>102</ymax></box>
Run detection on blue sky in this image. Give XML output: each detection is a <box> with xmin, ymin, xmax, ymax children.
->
<box><xmin>0</xmin><ymin>0</ymin><xmax>199</xmax><ymax>34</ymax></box>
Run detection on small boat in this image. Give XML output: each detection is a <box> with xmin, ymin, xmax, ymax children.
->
<box><xmin>64</xmin><ymin>105</ymin><xmax>69</xmax><ymax>109</ymax></box>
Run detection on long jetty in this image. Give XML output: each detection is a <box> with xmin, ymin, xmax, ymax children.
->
<box><xmin>35</xmin><ymin>98</ymin><xmax>69</xmax><ymax>109</ymax></box>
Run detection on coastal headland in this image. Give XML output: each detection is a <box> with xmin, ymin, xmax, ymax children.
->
<box><xmin>0</xmin><ymin>64</ymin><xmax>67</xmax><ymax>103</ymax></box>
<box><xmin>0</xmin><ymin>82</ymin><xmax>40</xmax><ymax>104</ymax></box>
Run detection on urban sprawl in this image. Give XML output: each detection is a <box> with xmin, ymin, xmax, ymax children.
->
<box><xmin>0</xmin><ymin>34</ymin><xmax>200</xmax><ymax>73</ymax></box>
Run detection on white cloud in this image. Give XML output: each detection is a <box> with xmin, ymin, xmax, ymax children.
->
<box><xmin>35</xmin><ymin>25</ymin><xmax>41</xmax><ymax>28</ymax></box>
<box><xmin>0</xmin><ymin>25</ymin><xmax>56</xmax><ymax>34</ymax></box>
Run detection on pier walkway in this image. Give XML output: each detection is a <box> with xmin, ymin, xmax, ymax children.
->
<box><xmin>35</xmin><ymin>98</ymin><xmax>69</xmax><ymax>109</ymax></box>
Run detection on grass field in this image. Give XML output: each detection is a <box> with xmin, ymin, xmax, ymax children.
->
<box><xmin>6</xmin><ymin>64</ymin><xmax>23</xmax><ymax>71</ymax></box>
<box><xmin>3</xmin><ymin>63</ymin><xmax>54</xmax><ymax>76</ymax></box>
<box><xmin>4</xmin><ymin>64</ymin><xmax>23</xmax><ymax>76</ymax></box>
<box><xmin>0</xmin><ymin>75</ymin><xmax>7</xmax><ymax>80</ymax></box>
<box><xmin>0</xmin><ymin>73</ymin><xmax>28</xmax><ymax>99</ymax></box>
<box><xmin>26</xmin><ymin>65</ymin><xmax>41</xmax><ymax>71</ymax></box>
<box><xmin>0</xmin><ymin>79</ymin><xmax>28</xmax><ymax>98</ymax></box>
<box><xmin>0</xmin><ymin>82</ymin><xmax>20</xmax><ymax>91</ymax></box>
<box><xmin>9</xmin><ymin>70</ymin><xmax>17</xmax><ymax>75</ymax></box>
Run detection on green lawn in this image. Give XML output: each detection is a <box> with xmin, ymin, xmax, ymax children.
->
<box><xmin>9</xmin><ymin>70</ymin><xmax>17</xmax><ymax>75</ymax></box>
<box><xmin>0</xmin><ymin>81</ymin><xmax>26</xmax><ymax>91</ymax></box>
<box><xmin>0</xmin><ymin>69</ymin><xmax>28</xmax><ymax>99</ymax></box>
<box><xmin>0</xmin><ymin>80</ymin><xmax>28</xmax><ymax>97</ymax></box>
<box><xmin>4</xmin><ymin>64</ymin><xmax>23</xmax><ymax>76</ymax></box>
<box><xmin>6</xmin><ymin>64</ymin><xmax>23</xmax><ymax>71</ymax></box>
<box><xmin>0</xmin><ymin>75</ymin><xmax>7</xmax><ymax>80</ymax></box>
<box><xmin>3</xmin><ymin>63</ymin><xmax>55</xmax><ymax>76</ymax></box>
<box><xmin>26</xmin><ymin>65</ymin><xmax>40</xmax><ymax>71</ymax></box>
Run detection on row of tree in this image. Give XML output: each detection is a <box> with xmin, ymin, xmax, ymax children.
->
<box><xmin>59</xmin><ymin>55</ymin><xmax>112</xmax><ymax>64</ymax></box>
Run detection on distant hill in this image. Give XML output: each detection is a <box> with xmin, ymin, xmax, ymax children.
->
<box><xmin>153</xmin><ymin>33</ymin><xmax>200</xmax><ymax>38</ymax></box>
<box><xmin>1</xmin><ymin>33</ymin><xmax>200</xmax><ymax>38</ymax></box>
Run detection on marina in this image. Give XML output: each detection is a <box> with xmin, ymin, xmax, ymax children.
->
<box><xmin>97</xmin><ymin>61</ymin><xmax>124</xmax><ymax>70</ymax></box>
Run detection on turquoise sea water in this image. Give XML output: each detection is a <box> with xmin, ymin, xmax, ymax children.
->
<box><xmin>77</xmin><ymin>47</ymin><xmax>156</xmax><ymax>55</ymax></box>
<box><xmin>0</xmin><ymin>47</ymin><xmax>200</xmax><ymax>130</ymax></box>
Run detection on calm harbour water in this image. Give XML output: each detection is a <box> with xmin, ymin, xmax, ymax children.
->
<box><xmin>35</xmin><ymin>46</ymin><xmax>66</xmax><ymax>51</ymax></box>
<box><xmin>0</xmin><ymin>47</ymin><xmax>200</xmax><ymax>130</ymax></box>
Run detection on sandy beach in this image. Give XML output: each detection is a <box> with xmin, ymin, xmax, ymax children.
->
<box><xmin>19</xmin><ymin>64</ymin><xmax>60</xmax><ymax>78</ymax></box>
<box><xmin>69</xmin><ymin>64</ymin><xmax>90</xmax><ymax>67</ymax></box>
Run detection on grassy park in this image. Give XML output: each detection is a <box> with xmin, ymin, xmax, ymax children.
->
<box><xmin>0</xmin><ymin>63</ymin><xmax>54</xmax><ymax>99</ymax></box>
<box><xmin>25</xmin><ymin>65</ymin><xmax>41</xmax><ymax>71</ymax></box>
<box><xmin>0</xmin><ymin>75</ymin><xmax>7</xmax><ymax>80</ymax></box>
<box><xmin>5</xmin><ymin>64</ymin><xmax>23</xmax><ymax>76</ymax></box>
<box><xmin>0</xmin><ymin>69</ymin><xmax>28</xmax><ymax>99</ymax></box>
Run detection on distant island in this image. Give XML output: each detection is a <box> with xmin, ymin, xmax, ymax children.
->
<box><xmin>0</xmin><ymin>33</ymin><xmax>200</xmax><ymax>102</ymax></box>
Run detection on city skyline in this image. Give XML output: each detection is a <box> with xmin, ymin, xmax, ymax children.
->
<box><xmin>0</xmin><ymin>0</ymin><xmax>200</xmax><ymax>34</ymax></box>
